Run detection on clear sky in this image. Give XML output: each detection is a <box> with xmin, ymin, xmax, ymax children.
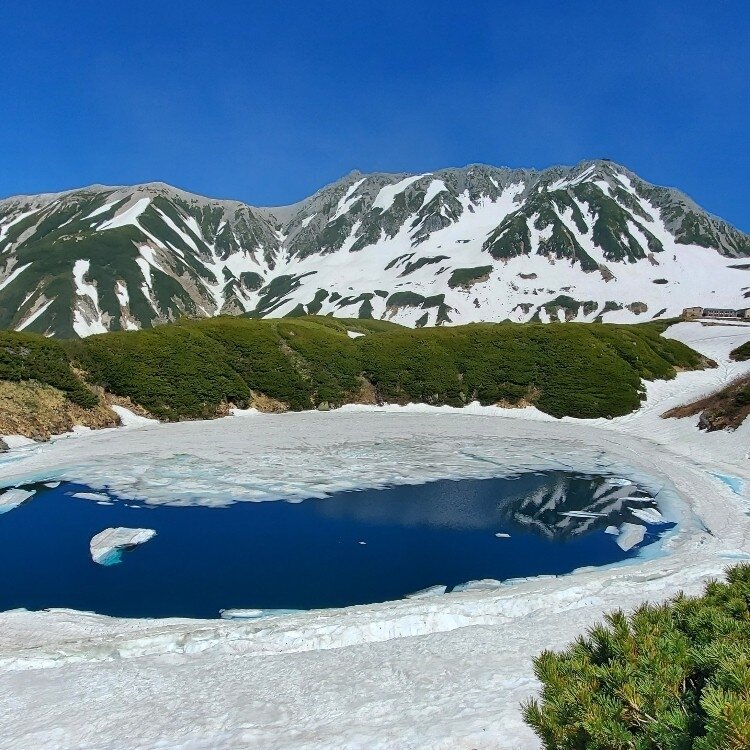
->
<box><xmin>2</xmin><ymin>1</ymin><xmax>748</xmax><ymax>230</ymax></box>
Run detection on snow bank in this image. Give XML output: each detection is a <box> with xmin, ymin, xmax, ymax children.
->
<box><xmin>110</xmin><ymin>405</ymin><xmax>157</xmax><ymax>427</ymax></box>
<box><xmin>0</xmin><ymin>435</ymin><xmax>36</xmax><ymax>449</ymax></box>
<box><xmin>337</xmin><ymin>399</ymin><xmax>557</xmax><ymax>420</ymax></box>
<box><xmin>452</xmin><ymin>578</ymin><xmax>503</xmax><ymax>592</ymax></box>
<box><xmin>220</xmin><ymin>608</ymin><xmax>302</xmax><ymax>621</ymax></box>
<box><xmin>229</xmin><ymin>407</ymin><xmax>260</xmax><ymax>417</ymax></box>
<box><xmin>405</xmin><ymin>585</ymin><xmax>447</xmax><ymax>599</ymax></box>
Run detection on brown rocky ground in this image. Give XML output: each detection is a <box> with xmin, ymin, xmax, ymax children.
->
<box><xmin>247</xmin><ymin>390</ymin><xmax>289</xmax><ymax>412</ymax></box>
<box><xmin>662</xmin><ymin>374</ymin><xmax>750</xmax><ymax>432</ymax></box>
<box><xmin>0</xmin><ymin>380</ymin><xmax>120</xmax><ymax>441</ymax></box>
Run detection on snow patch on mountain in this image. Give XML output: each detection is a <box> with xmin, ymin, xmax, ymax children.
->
<box><xmin>331</xmin><ymin>177</ymin><xmax>366</xmax><ymax>221</ymax></box>
<box><xmin>372</xmin><ymin>174</ymin><xmax>429</xmax><ymax>212</ymax></box>
<box><xmin>420</xmin><ymin>178</ymin><xmax>448</xmax><ymax>207</ymax></box>
<box><xmin>71</xmin><ymin>260</ymin><xmax>107</xmax><ymax>336</ymax></box>
<box><xmin>97</xmin><ymin>196</ymin><xmax>150</xmax><ymax>231</ymax></box>
<box><xmin>15</xmin><ymin>298</ymin><xmax>54</xmax><ymax>332</ymax></box>
<box><xmin>82</xmin><ymin>201</ymin><xmax>116</xmax><ymax>220</ymax></box>
<box><xmin>0</xmin><ymin>263</ymin><xmax>31</xmax><ymax>293</ymax></box>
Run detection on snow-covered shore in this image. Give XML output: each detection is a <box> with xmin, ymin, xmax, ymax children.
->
<box><xmin>0</xmin><ymin>321</ymin><xmax>749</xmax><ymax>749</ymax></box>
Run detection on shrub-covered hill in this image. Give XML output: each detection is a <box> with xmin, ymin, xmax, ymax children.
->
<box><xmin>0</xmin><ymin>317</ymin><xmax>707</xmax><ymax>426</ymax></box>
<box><xmin>731</xmin><ymin>340</ymin><xmax>750</xmax><ymax>361</ymax></box>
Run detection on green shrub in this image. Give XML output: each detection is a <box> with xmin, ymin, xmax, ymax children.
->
<box><xmin>0</xmin><ymin>331</ymin><xmax>98</xmax><ymax>408</ymax></box>
<box><xmin>731</xmin><ymin>341</ymin><xmax>750</xmax><ymax>362</ymax></box>
<box><xmin>68</xmin><ymin>324</ymin><xmax>252</xmax><ymax>420</ymax></box>
<box><xmin>447</xmin><ymin>265</ymin><xmax>493</xmax><ymax>289</ymax></box>
<box><xmin>385</xmin><ymin>291</ymin><xmax>426</xmax><ymax>308</ymax></box>
<box><xmin>523</xmin><ymin>565</ymin><xmax>750</xmax><ymax>749</ymax></box>
<box><xmin>359</xmin><ymin>322</ymin><xmax>702</xmax><ymax>418</ymax></box>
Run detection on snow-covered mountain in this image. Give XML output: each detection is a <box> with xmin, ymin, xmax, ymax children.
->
<box><xmin>1</xmin><ymin>160</ymin><xmax>748</xmax><ymax>337</ymax></box>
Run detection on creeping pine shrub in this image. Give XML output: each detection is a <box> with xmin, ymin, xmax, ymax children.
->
<box><xmin>0</xmin><ymin>331</ymin><xmax>98</xmax><ymax>408</ymax></box>
<box><xmin>523</xmin><ymin>565</ymin><xmax>750</xmax><ymax>749</ymax></box>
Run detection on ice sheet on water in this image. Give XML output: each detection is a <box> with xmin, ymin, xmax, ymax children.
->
<box><xmin>616</xmin><ymin>523</ymin><xmax>647</xmax><ymax>551</ymax></box>
<box><xmin>0</xmin><ymin>488</ymin><xmax>35</xmax><ymax>513</ymax></box>
<box><xmin>0</xmin><ymin>414</ymin><xmax>692</xmax><ymax>571</ymax></box>
<box><xmin>73</xmin><ymin>492</ymin><xmax>110</xmax><ymax>502</ymax></box>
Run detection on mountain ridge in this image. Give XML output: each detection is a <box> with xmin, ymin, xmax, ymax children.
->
<box><xmin>1</xmin><ymin>159</ymin><xmax>748</xmax><ymax>338</ymax></box>
<box><xmin>0</xmin><ymin>159</ymin><xmax>724</xmax><ymax>222</ymax></box>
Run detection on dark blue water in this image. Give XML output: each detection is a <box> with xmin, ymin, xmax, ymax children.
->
<box><xmin>0</xmin><ymin>472</ymin><xmax>671</xmax><ymax>618</ymax></box>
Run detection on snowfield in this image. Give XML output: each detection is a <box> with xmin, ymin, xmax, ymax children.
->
<box><xmin>0</xmin><ymin>322</ymin><xmax>749</xmax><ymax>749</ymax></box>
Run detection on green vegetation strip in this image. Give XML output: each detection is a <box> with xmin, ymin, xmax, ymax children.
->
<box><xmin>524</xmin><ymin>565</ymin><xmax>750</xmax><ymax>749</ymax></box>
<box><xmin>0</xmin><ymin>317</ymin><xmax>705</xmax><ymax>421</ymax></box>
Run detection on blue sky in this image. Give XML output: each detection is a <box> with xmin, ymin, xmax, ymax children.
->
<box><xmin>2</xmin><ymin>1</ymin><xmax>748</xmax><ymax>230</ymax></box>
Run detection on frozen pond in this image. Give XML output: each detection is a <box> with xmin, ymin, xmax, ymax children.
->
<box><xmin>0</xmin><ymin>471</ymin><xmax>672</xmax><ymax>618</ymax></box>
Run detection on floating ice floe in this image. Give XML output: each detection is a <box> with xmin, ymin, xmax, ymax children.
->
<box><xmin>605</xmin><ymin>478</ymin><xmax>633</xmax><ymax>487</ymax></box>
<box><xmin>559</xmin><ymin>510</ymin><xmax>605</xmax><ymax>518</ymax></box>
<box><xmin>494</xmin><ymin>532</ymin><xmax>511</xmax><ymax>538</ymax></box>
<box><xmin>0</xmin><ymin>488</ymin><xmax>35</xmax><ymax>514</ymax></box>
<box><xmin>615</xmin><ymin>522</ymin><xmax>647</xmax><ymax>551</ymax></box>
<box><xmin>629</xmin><ymin>507</ymin><xmax>665</xmax><ymax>524</ymax></box>
<box><xmin>604</xmin><ymin>525</ymin><xmax>620</xmax><ymax>535</ymax></box>
<box><xmin>73</xmin><ymin>491</ymin><xmax>110</xmax><ymax>502</ymax></box>
<box><xmin>89</xmin><ymin>527</ymin><xmax>156</xmax><ymax>566</ymax></box>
